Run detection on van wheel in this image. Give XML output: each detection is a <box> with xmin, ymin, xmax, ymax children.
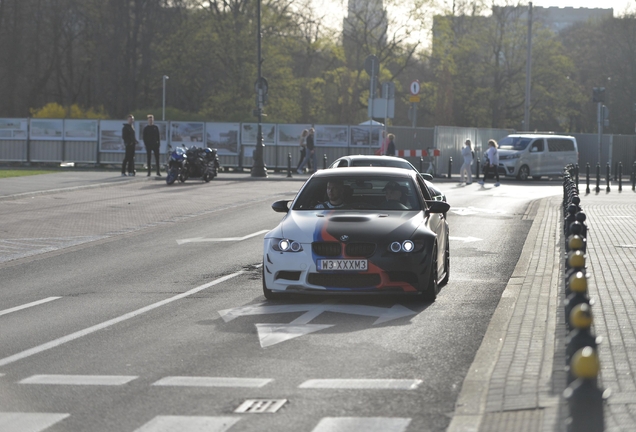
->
<box><xmin>517</xmin><ymin>165</ymin><xmax>530</xmax><ymax>181</ymax></box>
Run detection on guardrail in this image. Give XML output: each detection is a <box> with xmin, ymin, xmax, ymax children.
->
<box><xmin>562</xmin><ymin>165</ymin><xmax>611</xmax><ymax>431</ymax></box>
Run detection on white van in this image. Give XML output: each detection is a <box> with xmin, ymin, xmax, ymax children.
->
<box><xmin>496</xmin><ymin>134</ymin><xmax>579</xmax><ymax>180</ymax></box>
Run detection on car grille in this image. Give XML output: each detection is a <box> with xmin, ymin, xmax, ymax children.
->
<box><xmin>312</xmin><ymin>242</ymin><xmax>341</xmax><ymax>256</ymax></box>
<box><xmin>312</xmin><ymin>242</ymin><xmax>376</xmax><ymax>257</ymax></box>
<box><xmin>345</xmin><ymin>242</ymin><xmax>375</xmax><ymax>257</ymax></box>
<box><xmin>308</xmin><ymin>273</ymin><xmax>381</xmax><ymax>288</ymax></box>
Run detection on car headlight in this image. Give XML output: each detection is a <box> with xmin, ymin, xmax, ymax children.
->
<box><xmin>388</xmin><ymin>240</ymin><xmax>423</xmax><ymax>253</ymax></box>
<box><xmin>272</xmin><ymin>238</ymin><xmax>303</xmax><ymax>252</ymax></box>
<box><xmin>502</xmin><ymin>154</ymin><xmax>520</xmax><ymax>160</ymax></box>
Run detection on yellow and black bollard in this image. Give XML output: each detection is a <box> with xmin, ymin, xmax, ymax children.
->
<box><xmin>565</xmin><ymin>304</ymin><xmax>601</xmax><ymax>380</ymax></box>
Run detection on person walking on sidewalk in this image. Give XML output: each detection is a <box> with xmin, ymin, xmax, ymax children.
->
<box><xmin>121</xmin><ymin>114</ymin><xmax>138</xmax><ymax>176</ymax></box>
<box><xmin>142</xmin><ymin>114</ymin><xmax>162</xmax><ymax>177</ymax></box>
<box><xmin>296</xmin><ymin>129</ymin><xmax>310</xmax><ymax>173</ymax></box>
<box><xmin>385</xmin><ymin>134</ymin><xmax>396</xmax><ymax>156</ymax></box>
<box><xmin>460</xmin><ymin>139</ymin><xmax>474</xmax><ymax>184</ymax></box>
<box><xmin>479</xmin><ymin>139</ymin><xmax>500</xmax><ymax>186</ymax></box>
<box><xmin>297</xmin><ymin>128</ymin><xmax>316</xmax><ymax>174</ymax></box>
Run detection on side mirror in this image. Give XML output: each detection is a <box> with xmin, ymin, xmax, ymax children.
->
<box><xmin>425</xmin><ymin>200</ymin><xmax>450</xmax><ymax>214</ymax></box>
<box><xmin>421</xmin><ymin>173</ymin><xmax>434</xmax><ymax>181</ymax></box>
<box><xmin>272</xmin><ymin>200</ymin><xmax>291</xmax><ymax>213</ymax></box>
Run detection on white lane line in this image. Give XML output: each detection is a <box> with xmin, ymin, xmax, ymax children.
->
<box><xmin>312</xmin><ymin>417</ymin><xmax>411</xmax><ymax>432</ymax></box>
<box><xmin>0</xmin><ymin>412</ymin><xmax>70</xmax><ymax>432</ymax></box>
<box><xmin>19</xmin><ymin>374</ymin><xmax>137</xmax><ymax>386</ymax></box>
<box><xmin>177</xmin><ymin>229</ymin><xmax>269</xmax><ymax>245</ymax></box>
<box><xmin>299</xmin><ymin>379</ymin><xmax>422</xmax><ymax>390</ymax></box>
<box><xmin>0</xmin><ymin>271</ymin><xmax>244</xmax><ymax>368</ymax></box>
<box><xmin>134</xmin><ymin>416</ymin><xmax>240</xmax><ymax>432</ymax></box>
<box><xmin>153</xmin><ymin>376</ymin><xmax>272</xmax><ymax>388</ymax></box>
<box><xmin>0</xmin><ymin>297</ymin><xmax>61</xmax><ymax>317</ymax></box>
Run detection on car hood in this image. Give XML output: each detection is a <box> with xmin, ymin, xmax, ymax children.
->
<box><xmin>497</xmin><ymin>149</ymin><xmax>520</xmax><ymax>157</ymax></box>
<box><xmin>269</xmin><ymin>210</ymin><xmax>428</xmax><ymax>243</ymax></box>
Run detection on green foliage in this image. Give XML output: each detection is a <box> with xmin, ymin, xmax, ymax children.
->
<box><xmin>30</xmin><ymin>103</ymin><xmax>108</xmax><ymax>119</ymax></box>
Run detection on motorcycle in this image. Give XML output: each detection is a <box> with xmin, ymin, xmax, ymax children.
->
<box><xmin>166</xmin><ymin>145</ymin><xmax>220</xmax><ymax>185</ymax></box>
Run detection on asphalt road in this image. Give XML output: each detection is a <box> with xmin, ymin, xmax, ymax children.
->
<box><xmin>0</xmin><ymin>177</ymin><xmax>562</xmax><ymax>432</ymax></box>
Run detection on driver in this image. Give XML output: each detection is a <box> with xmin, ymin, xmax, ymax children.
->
<box><xmin>315</xmin><ymin>180</ymin><xmax>346</xmax><ymax>209</ymax></box>
<box><xmin>380</xmin><ymin>181</ymin><xmax>408</xmax><ymax>210</ymax></box>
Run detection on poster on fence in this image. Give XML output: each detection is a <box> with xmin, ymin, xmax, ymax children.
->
<box><xmin>0</xmin><ymin>118</ymin><xmax>28</xmax><ymax>139</ymax></box>
<box><xmin>205</xmin><ymin>122</ymin><xmax>240</xmax><ymax>155</ymax></box>
<box><xmin>64</xmin><ymin>120</ymin><xmax>98</xmax><ymax>141</ymax></box>
<box><xmin>170</xmin><ymin>122</ymin><xmax>204</xmax><ymax>147</ymax></box>
<box><xmin>136</xmin><ymin>120</ymin><xmax>169</xmax><ymax>153</ymax></box>
<box><xmin>277</xmin><ymin>124</ymin><xmax>312</xmax><ymax>146</ymax></box>
<box><xmin>315</xmin><ymin>124</ymin><xmax>349</xmax><ymax>147</ymax></box>
<box><xmin>30</xmin><ymin>119</ymin><xmax>63</xmax><ymax>140</ymax></box>
<box><xmin>241</xmin><ymin>123</ymin><xmax>276</xmax><ymax>145</ymax></box>
<box><xmin>99</xmin><ymin>120</ymin><xmax>143</xmax><ymax>152</ymax></box>
<box><xmin>349</xmin><ymin>125</ymin><xmax>382</xmax><ymax>147</ymax></box>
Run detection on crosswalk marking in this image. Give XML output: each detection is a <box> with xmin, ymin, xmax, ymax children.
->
<box><xmin>311</xmin><ymin>417</ymin><xmax>411</xmax><ymax>432</ymax></box>
<box><xmin>19</xmin><ymin>374</ymin><xmax>137</xmax><ymax>386</ymax></box>
<box><xmin>152</xmin><ymin>376</ymin><xmax>272</xmax><ymax>388</ymax></box>
<box><xmin>133</xmin><ymin>416</ymin><xmax>240</xmax><ymax>432</ymax></box>
<box><xmin>0</xmin><ymin>412</ymin><xmax>69</xmax><ymax>432</ymax></box>
<box><xmin>299</xmin><ymin>379</ymin><xmax>422</xmax><ymax>390</ymax></box>
<box><xmin>0</xmin><ymin>297</ymin><xmax>61</xmax><ymax>317</ymax></box>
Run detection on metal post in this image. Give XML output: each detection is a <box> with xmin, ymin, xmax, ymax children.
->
<box><xmin>476</xmin><ymin>158</ymin><xmax>480</xmax><ymax>180</ymax></box>
<box><xmin>632</xmin><ymin>161</ymin><xmax>636</xmax><ymax>191</ymax></box>
<box><xmin>448</xmin><ymin>157</ymin><xmax>452</xmax><ymax>179</ymax></box>
<box><xmin>523</xmin><ymin>2</ymin><xmax>533</xmax><ymax>131</ymax></box>
<box><xmin>585</xmin><ymin>163</ymin><xmax>590</xmax><ymax>194</ymax></box>
<box><xmin>287</xmin><ymin>152</ymin><xmax>292</xmax><ymax>178</ymax></box>
<box><xmin>323</xmin><ymin>154</ymin><xmax>327</xmax><ymax>170</ymax></box>
<box><xmin>251</xmin><ymin>0</ymin><xmax>267</xmax><ymax>177</ymax></box>
<box><xmin>419</xmin><ymin>157</ymin><xmax>423</xmax><ymax>172</ymax></box>
<box><xmin>606</xmin><ymin>162</ymin><xmax>611</xmax><ymax>192</ymax></box>
<box><xmin>162</xmin><ymin>75</ymin><xmax>169</xmax><ymax>121</ymax></box>
<box><xmin>618</xmin><ymin>162</ymin><xmax>622</xmax><ymax>192</ymax></box>
<box><xmin>595</xmin><ymin>163</ymin><xmax>600</xmax><ymax>193</ymax></box>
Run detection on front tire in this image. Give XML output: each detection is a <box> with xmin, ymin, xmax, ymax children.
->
<box><xmin>516</xmin><ymin>165</ymin><xmax>530</xmax><ymax>181</ymax></box>
<box><xmin>421</xmin><ymin>246</ymin><xmax>439</xmax><ymax>302</ymax></box>
<box><xmin>439</xmin><ymin>236</ymin><xmax>450</xmax><ymax>287</ymax></box>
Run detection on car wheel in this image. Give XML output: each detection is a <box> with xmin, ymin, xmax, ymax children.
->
<box><xmin>262</xmin><ymin>265</ymin><xmax>282</xmax><ymax>300</ymax></box>
<box><xmin>420</xmin><ymin>245</ymin><xmax>438</xmax><ymax>302</ymax></box>
<box><xmin>516</xmin><ymin>165</ymin><xmax>530</xmax><ymax>181</ymax></box>
<box><xmin>439</xmin><ymin>236</ymin><xmax>450</xmax><ymax>287</ymax></box>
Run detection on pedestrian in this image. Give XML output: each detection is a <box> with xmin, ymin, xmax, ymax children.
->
<box><xmin>479</xmin><ymin>139</ymin><xmax>500</xmax><ymax>187</ymax></box>
<box><xmin>376</xmin><ymin>130</ymin><xmax>390</xmax><ymax>155</ymax></box>
<box><xmin>121</xmin><ymin>114</ymin><xmax>138</xmax><ymax>176</ymax></box>
<box><xmin>385</xmin><ymin>134</ymin><xmax>396</xmax><ymax>156</ymax></box>
<box><xmin>297</xmin><ymin>128</ymin><xmax>316</xmax><ymax>174</ymax></box>
<box><xmin>460</xmin><ymin>139</ymin><xmax>474</xmax><ymax>184</ymax></box>
<box><xmin>296</xmin><ymin>129</ymin><xmax>309</xmax><ymax>172</ymax></box>
<box><xmin>142</xmin><ymin>114</ymin><xmax>162</xmax><ymax>177</ymax></box>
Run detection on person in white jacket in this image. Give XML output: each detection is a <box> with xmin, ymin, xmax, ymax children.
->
<box><xmin>460</xmin><ymin>139</ymin><xmax>474</xmax><ymax>184</ymax></box>
<box><xmin>479</xmin><ymin>139</ymin><xmax>500</xmax><ymax>186</ymax></box>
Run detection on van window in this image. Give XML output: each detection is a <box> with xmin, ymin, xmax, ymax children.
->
<box><xmin>498</xmin><ymin>137</ymin><xmax>532</xmax><ymax>150</ymax></box>
<box><xmin>530</xmin><ymin>140</ymin><xmax>544</xmax><ymax>152</ymax></box>
<box><xmin>547</xmin><ymin>138</ymin><xmax>575</xmax><ymax>152</ymax></box>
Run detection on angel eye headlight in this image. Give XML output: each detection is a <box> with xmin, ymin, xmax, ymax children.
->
<box><xmin>273</xmin><ymin>238</ymin><xmax>303</xmax><ymax>252</ymax></box>
<box><xmin>390</xmin><ymin>242</ymin><xmax>402</xmax><ymax>253</ymax></box>
<box><xmin>402</xmin><ymin>240</ymin><xmax>414</xmax><ymax>252</ymax></box>
<box><xmin>388</xmin><ymin>240</ymin><xmax>422</xmax><ymax>253</ymax></box>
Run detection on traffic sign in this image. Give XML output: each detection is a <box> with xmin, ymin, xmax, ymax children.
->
<box><xmin>410</xmin><ymin>80</ymin><xmax>420</xmax><ymax>95</ymax></box>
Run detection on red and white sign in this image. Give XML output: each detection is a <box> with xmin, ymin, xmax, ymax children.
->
<box><xmin>397</xmin><ymin>149</ymin><xmax>441</xmax><ymax>157</ymax></box>
<box><xmin>410</xmin><ymin>80</ymin><xmax>420</xmax><ymax>96</ymax></box>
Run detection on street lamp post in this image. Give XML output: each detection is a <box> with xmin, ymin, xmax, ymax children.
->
<box><xmin>162</xmin><ymin>75</ymin><xmax>169</xmax><ymax>121</ymax></box>
<box><xmin>251</xmin><ymin>0</ymin><xmax>267</xmax><ymax>177</ymax></box>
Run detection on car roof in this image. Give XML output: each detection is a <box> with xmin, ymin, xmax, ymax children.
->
<box><xmin>312</xmin><ymin>166</ymin><xmax>417</xmax><ymax>180</ymax></box>
<box><xmin>336</xmin><ymin>155</ymin><xmax>411</xmax><ymax>163</ymax></box>
<box><xmin>505</xmin><ymin>134</ymin><xmax>575</xmax><ymax>139</ymax></box>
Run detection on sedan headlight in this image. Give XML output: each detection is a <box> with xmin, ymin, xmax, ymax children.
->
<box><xmin>272</xmin><ymin>238</ymin><xmax>303</xmax><ymax>252</ymax></box>
<box><xmin>388</xmin><ymin>240</ymin><xmax>424</xmax><ymax>253</ymax></box>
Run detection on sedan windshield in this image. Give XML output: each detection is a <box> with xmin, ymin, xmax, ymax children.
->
<box><xmin>498</xmin><ymin>137</ymin><xmax>532</xmax><ymax>150</ymax></box>
<box><xmin>293</xmin><ymin>176</ymin><xmax>422</xmax><ymax>211</ymax></box>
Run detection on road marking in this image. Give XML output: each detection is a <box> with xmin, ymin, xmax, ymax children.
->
<box><xmin>153</xmin><ymin>376</ymin><xmax>272</xmax><ymax>388</ymax></box>
<box><xmin>312</xmin><ymin>417</ymin><xmax>411</xmax><ymax>432</ymax></box>
<box><xmin>0</xmin><ymin>412</ymin><xmax>70</xmax><ymax>432</ymax></box>
<box><xmin>134</xmin><ymin>416</ymin><xmax>240</xmax><ymax>432</ymax></box>
<box><xmin>19</xmin><ymin>374</ymin><xmax>137</xmax><ymax>386</ymax></box>
<box><xmin>177</xmin><ymin>229</ymin><xmax>269</xmax><ymax>245</ymax></box>
<box><xmin>299</xmin><ymin>379</ymin><xmax>422</xmax><ymax>390</ymax></box>
<box><xmin>451</xmin><ymin>207</ymin><xmax>506</xmax><ymax>216</ymax></box>
<box><xmin>219</xmin><ymin>302</ymin><xmax>417</xmax><ymax>348</ymax></box>
<box><xmin>0</xmin><ymin>236</ymin><xmax>107</xmax><ymax>264</ymax></box>
<box><xmin>0</xmin><ymin>297</ymin><xmax>61</xmax><ymax>317</ymax></box>
<box><xmin>449</xmin><ymin>236</ymin><xmax>482</xmax><ymax>243</ymax></box>
<box><xmin>0</xmin><ymin>271</ymin><xmax>244</xmax><ymax>368</ymax></box>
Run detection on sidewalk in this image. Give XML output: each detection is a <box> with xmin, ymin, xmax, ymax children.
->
<box><xmin>448</xmin><ymin>190</ymin><xmax>636</xmax><ymax>432</ymax></box>
<box><xmin>2</xmin><ymin>170</ymin><xmax>634</xmax><ymax>431</ymax></box>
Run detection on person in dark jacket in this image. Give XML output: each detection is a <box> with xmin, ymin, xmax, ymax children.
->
<box><xmin>385</xmin><ymin>133</ymin><xmax>396</xmax><ymax>156</ymax></box>
<box><xmin>142</xmin><ymin>114</ymin><xmax>162</xmax><ymax>177</ymax></box>
<box><xmin>121</xmin><ymin>114</ymin><xmax>138</xmax><ymax>176</ymax></box>
<box><xmin>297</xmin><ymin>128</ymin><xmax>316</xmax><ymax>174</ymax></box>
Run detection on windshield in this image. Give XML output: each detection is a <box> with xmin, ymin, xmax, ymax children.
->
<box><xmin>498</xmin><ymin>137</ymin><xmax>532</xmax><ymax>150</ymax></box>
<box><xmin>292</xmin><ymin>176</ymin><xmax>422</xmax><ymax>211</ymax></box>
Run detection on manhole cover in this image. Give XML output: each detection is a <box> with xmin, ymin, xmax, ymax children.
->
<box><xmin>234</xmin><ymin>399</ymin><xmax>287</xmax><ymax>413</ymax></box>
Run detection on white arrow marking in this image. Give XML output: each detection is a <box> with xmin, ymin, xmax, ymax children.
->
<box><xmin>177</xmin><ymin>229</ymin><xmax>269</xmax><ymax>245</ymax></box>
<box><xmin>219</xmin><ymin>302</ymin><xmax>417</xmax><ymax>348</ymax></box>
<box><xmin>449</xmin><ymin>236</ymin><xmax>482</xmax><ymax>243</ymax></box>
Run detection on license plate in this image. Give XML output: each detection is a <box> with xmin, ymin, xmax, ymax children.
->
<box><xmin>317</xmin><ymin>259</ymin><xmax>368</xmax><ymax>271</ymax></box>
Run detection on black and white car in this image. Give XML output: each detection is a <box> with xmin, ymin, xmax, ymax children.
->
<box><xmin>263</xmin><ymin>167</ymin><xmax>450</xmax><ymax>301</ymax></box>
